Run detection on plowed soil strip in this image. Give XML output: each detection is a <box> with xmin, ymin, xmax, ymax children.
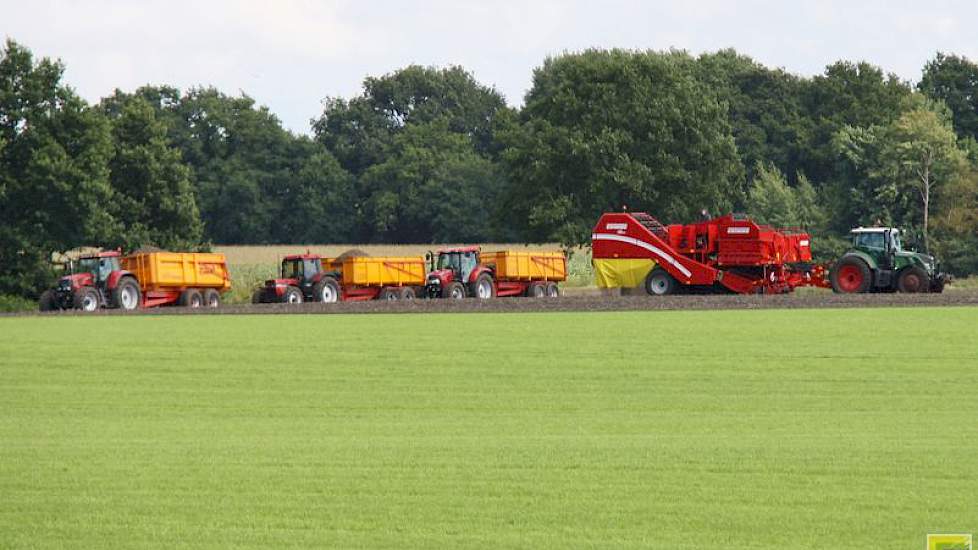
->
<box><xmin>9</xmin><ymin>290</ymin><xmax>978</xmax><ymax>317</ymax></box>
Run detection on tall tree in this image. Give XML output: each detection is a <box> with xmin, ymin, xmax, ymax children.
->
<box><xmin>0</xmin><ymin>40</ymin><xmax>115</xmax><ymax>295</ymax></box>
<box><xmin>501</xmin><ymin>49</ymin><xmax>744</xmax><ymax>245</ymax></box>
<box><xmin>918</xmin><ymin>52</ymin><xmax>978</xmax><ymax>142</ymax></box>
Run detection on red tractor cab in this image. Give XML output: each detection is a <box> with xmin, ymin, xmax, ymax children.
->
<box><xmin>252</xmin><ymin>254</ymin><xmax>341</xmax><ymax>304</ymax></box>
<box><xmin>40</xmin><ymin>250</ymin><xmax>141</xmax><ymax>312</ymax></box>
<box><xmin>424</xmin><ymin>247</ymin><xmax>495</xmax><ymax>299</ymax></box>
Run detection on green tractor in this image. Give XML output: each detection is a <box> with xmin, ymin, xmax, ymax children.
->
<box><xmin>830</xmin><ymin>227</ymin><xmax>948</xmax><ymax>294</ymax></box>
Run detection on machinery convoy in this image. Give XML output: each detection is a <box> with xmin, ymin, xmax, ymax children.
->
<box><xmin>39</xmin><ymin>212</ymin><xmax>948</xmax><ymax>311</ymax></box>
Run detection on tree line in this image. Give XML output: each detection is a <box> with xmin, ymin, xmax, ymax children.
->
<box><xmin>3</xmin><ymin>39</ymin><xmax>978</xmax><ymax>297</ymax></box>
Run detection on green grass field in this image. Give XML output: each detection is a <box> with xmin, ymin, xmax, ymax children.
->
<box><xmin>2</xmin><ymin>308</ymin><xmax>976</xmax><ymax>549</ymax></box>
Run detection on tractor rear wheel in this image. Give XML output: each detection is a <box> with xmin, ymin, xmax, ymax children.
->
<box><xmin>179</xmin><ymin>288</ymin><xmax>203</xmax><ymax>308</ymax></box>
<box><xmin>830</xmin><ymin>257</ymin><xmax>871</xmax><ymax>294</ymax></box>
<box><xmin>645</xmin><ymin>268</ymin><xmax>678</xmax><ymax>296</ymax></box>
<box><xmin>282</xmin><ymin>286</ymin><xmax>303</xmax><ymax>304</ymax></box>
<box><xmin>313</xmin><ymin>277</ymin><xmax>340</xmax><ymax>303</ymax></box>
<box><xmin>112</xmin><ymin>277</ymin><xmax>141</xmax><ymax>310</ymax></box>
<box><xmin>379</xmin><ymin>287</ymin><xmax>399</xmax><ymax>301</ymax></box>
<box><xmin>546</xmin><ymin>282</ymin><xmax>560</xmax><ymax>298</ymax></box>
<box><xmin>38</xmin><ymin>290</ymin><xmax>59</xmax><ymax>311</ymax></box>
<box><xmin>470</xmin><ymin>274</ymin><xmax>496</xmax><ymax>299</ymax></box>
<box><xmin>202</xmin><ymin>288</ymin><xmax>221</xmax><ymax>307</ymax></box>
<box><xmin>526</xmin><ymin>282</ymin><xmax>546</xmax><ymax>298</ymax></box>
<box><xmin>73</xmin><ymin>286</ymin><xmax>100</xmax><ymax>311</ymax></box>
<box><xmin>443</xmin><ymin>281</ymin><xmax>466</xmax><ymax>299</ymax></box>
<box><xmin>399</xmin><ymin>287</ymin><xmax>416</xmax><ymax>300</ymax></box>
<box><xmin>897</xmin><ymin>266</ymin><xmax>929</xmax><ymax>293</ymax></box>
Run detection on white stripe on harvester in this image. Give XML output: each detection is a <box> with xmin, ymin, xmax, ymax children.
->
<box><xmin>591</xmin><ymin>233</ymin><xmax>693</xmax><ymax>278</ymax></box>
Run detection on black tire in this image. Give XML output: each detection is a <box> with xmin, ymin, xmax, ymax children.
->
<box><xmin>38</xmin><ymin>289</ymin><xmax>59</xmax><ymax>311</ymax></box>
<box><xmin>399</xmin><ymin>287</ymin><xmax>417</xmax><ymax>300</ymax></box>
<box><xmin>526</xmin><ymin>282</ymin><xmax>546</xmax><ymax>298</ymax></box>
<box><xmin>179</xmin><ymin>288</ymin><xmax>203</xmax><ymax>308</ymax></box>
<box><xmin>73</xmin><ymin>286</ymin><xmax>100</xmax><ymax>311</ymax></box>
<box><xmin>645</xmin><ymin>268</ymin><xmax>678</xmax><ymax>296</ymax></box>
<box><xmin>282</xmin><ymin>286</ymin><xmax>303</xmax><ymax>304</ymax></box>
<box><xmin>252</xmin><ymin>289</ymin><xmax>266</xmax><ymax>304</ymax></box>
<box><xmin>312</xmin><ymin>276</ymin><xmax>340</xmax><ymax>303</ymax></box>
<box><xmin>379</xmin><ymin>287</ymin><xmax>400</xmax><ymax>301</ymax></box>
<box><xmin>112</xmin><ymin>277</ymin><xmax>141</xmax><ymax>310</ymax></box>
<box><xmin>443</xmin><ymin>281</ymin><xmax>466</xmax><ymax>299</ymax></box>
<box><xmin>470</xmin><ymin>274</ymin><xmax>496</xmax><ymax>299</ymax></box>
<box><xmin>202</xmin><ymin>288</ymin><xmax>221</xmax><ymax>307</ymax></box>
<box><xmin>896</xmin><ymin>266</ymin><xmax>929</xmax><ymax>293</ymax></box>
<box><xmin>830</xmin><ymin>256</ymin><xmax>872</xmax><ymax>294</ymax></box>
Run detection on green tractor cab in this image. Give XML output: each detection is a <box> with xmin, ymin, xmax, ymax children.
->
<box><xmin>830</xmin><ymin>227</ymin><xmax>948</xmax><ymax>294</ymax></box>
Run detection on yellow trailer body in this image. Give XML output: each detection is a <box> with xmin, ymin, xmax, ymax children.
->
<box><xmin>481</xmin><ymin>251</ymin><xmax>567</xmax><ymax>281</ymax></box>
<box><xmin>340</xmin><ymin>256</ymin><xmax>426</xmax><ymax>287</ymax></box>
<box><xmin>122</xmin><ymin>252</ymin><xmax>232</xmax><ymax>291</ymax></box>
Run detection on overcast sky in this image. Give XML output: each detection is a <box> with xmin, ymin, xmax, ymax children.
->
<box><xmin>4</xmin><ymin>1</ymin><xmax>977</xmax><ymax>134</ymax></box>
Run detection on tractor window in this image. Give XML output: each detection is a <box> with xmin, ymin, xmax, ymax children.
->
<box><xmin>97</xmin><ymin>259</ymin><xmax>113</xmax><ymax>281</ymax></box>
<box><xmin>304</xmin><ymin>259</ymin><xmax>319</xmax><ymax>277</ymax></box>
<box><xmin>891</xmin><ymin>232</ymin><xmax>903</xmax><ymax>251</ymax></box>
<box><xmin>77</xmin><ymin>258</ymin><xmax>99</xmax><ymax>275</ymax></box>
<box><xmin>282</xmin><ymin>260</ymin><xmax>303</xmax><ymax>279</ymax></box>
<box><xmin>438</xmin><ymin>253</ymin><xmax>459</xmax><ymax>271</ymax></box>
<box><xmin>855</xmin><ymin>232</ymin><xmax>885</xmax><ymax>250</ymax></box>
<box><xmin>460</xmin><ymin>252</ymin><xmax>478</xmax><ymax>280</ymax></box>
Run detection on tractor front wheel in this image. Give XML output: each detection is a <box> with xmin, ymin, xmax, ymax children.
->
<box><xmin>645</xmin><ymin>268</ymin><xmax>678</xmax><ymax>296</ymax></box>
<box><xmin>470</xmin><ymin>274</ymin><xmax>496</xmax><ymax>299</ymax></box>
<box><xmin>830</xmin><ymin>257</ymin><xmax>871</xmax><ymax>294</ymax></box>
<box><xmin>282</xmin><ymin>286</ymin><xmax>303</xmax><ymax>304</ymax></box>
<box><xmin>38</xmin><ymin>290</ymin><xmax>59</xmax><ymax>311</ymax></box>
<box><xmin>252</xmin><ymin>289</ymin><xmax>266</xmax><ymax>304</ymax></box>
<box><xmin>112</xmin><ymin>277</ymin><xmax>141</xmax><ymax>310</ymax></box>
<box><xmin>443</xmin><ymin>281</ymin><xmax>466</xmax><ymax>299</ymax></box>
<box><xmin>313</xmin><ymin>277</ymin><xmax>340</xmax><ymax>303</ymax></box>
<box><xmin>897</xmin><ymin>266</ymin><xmax>929</xmax><ymax>293</ymax></box>
<box><xmin>73</xmin><ymin>286</ymin><xmax>100</xmax><ymax>311</ymax></box>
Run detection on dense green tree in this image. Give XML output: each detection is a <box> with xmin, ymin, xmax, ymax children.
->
<box><xmin>501</xmin><ymin>49</ymin><xmax>744</xmax><ymax>245</ymax></box>
<box><xmin>99</xmin><ymin>95</ymin><xmax>203</xmax><ymax>249</ymax></box>
<box><xmin>746</xmin><ymin>162</ymin><xmax>826</xmax><ymax>230</ymax></box>
<box><xmin>918</xmin><ymin>52</ymin><xmax>978</xmax><ymax>141</ymax></box>
<box><xmin>0</xmin><ymin>40</ymin><xmax>116</xmax><ymax>296</ymax></box>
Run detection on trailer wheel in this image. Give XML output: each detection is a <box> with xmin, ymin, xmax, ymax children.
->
<box><xmin>179</xmin><ymin>288</ymin><xmax>203</xmax><ymax>308</ymax></box>
<box><xmin>379</xmin><ymin>287</ymin><xmax>400</xmax><ymax>301</ymax></box>
<box><xmin>251</xmin><ymin>289</ymin><xmax>265</xmax><ymax>304</ymax></box>
<box><xmin>399</xmin><ymin>287</ymin><xmax>416</xmax><ymax>300</ymax></box>
<box><xmin>546</xmin><ymin>282</ymin><xmax>560</xmax><ymax>298</ymax></box>
<box><xmin>896</xmin><ymin>266</ymin><xmax>929</xmax><ymax>293</ymax></box>
<box><xmin>443</xmin><ymin>281</ymin><xmax>466</xmax><ymax>299</ymax></box>
<box><xmin>38</xmin><ymin>290</ymin><xmax>59</xmax><ymax>311</ymax></box>
<box><xmin>470</xmin><ymin>274</ymin><xmax>496</xmax><ymax>299</ymax></box>
<box><xmin>313</xmin><ymin>277</ymin><xmax>340</xmax><ymax>303</ymax></box>
<box><xmin>282</xmin><ymin>286</ymin><xmax>303</xmax><ymax>304</ymax></box>
<box><xmin>73</xmin><ymin>286</ymin><xmax>100</xmax><ymax>311</ymax></box>
<box><xmin>202</xmin><ymin>289</ymin><xmax>221</xmax><ymax>307</ymax></box>
<box><xmin>830</xmin><ymin>257</ymin><xmax>871</xmax><ymax>294</ymax></box>
<box><xmin>112</xmin><ymin>277</ymin><xmax>141</xmax><ymax>310</ymax></box>
<box><xmin>645</xmin><ymin>268</ymin><xmax>677</xmax><ymax>296</ymax></box>
<box><xmin>526</xmin><ymin>282</ymin><xmax>546</xmax><ymax>298</ymax></box>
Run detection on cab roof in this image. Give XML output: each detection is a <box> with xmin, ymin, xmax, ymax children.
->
<box><xmin>78</xmin><ymin>250</ymin><xmax>122</xmax><ymax>259</ymax></box>
<box><xmin>283</xmin><ymin>254</ymin><xmax>323</xmax><ymax>261</ymax></box>
<box><xmin>437</xmin><ymin>246</ymin><xmax>481</xmax><ymax>253</ymax></box>
<box><xmin>851</xmin><ymin>227</ymin><xmax>897</xmax><ymax>234</ymax></box>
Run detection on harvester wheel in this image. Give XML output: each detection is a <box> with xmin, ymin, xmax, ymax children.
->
<box><xmin>202</xmin><ymin>289</ymin><xmax>221</xmax><ymax>307</ymax></box>
<box><xmin>313</xmin><ymin>277</ymin><xmax>340</xmax><ymax>303</ymax></box>
<box><xmin>443</xmin><ymin>281</ymin><xmax>466</xmax><ymax>299</ymax></box>
<box><xmin>112</xmin><ymin>277</ymin><xmax>141</xmax><ymax>310</ymax></box>
<box><xmin>251</xmin><ymin>289</ymin><xmax>265</xmax><ymax>304</ymax></box>
<box><xmin>470</xmin><ymin>274</ymin><xmax>496</xmax><ymax>299</ymax></box>
<box><xmin>526</xmin><ymin>282</ymin><xmax>546</xmax><ymax>298</ymax></box>
<box><xmin>179</xmin><ymin>288</ymin><xmax>203</xmax><ymax>308</ymax></box>
<box><xmin>546</xmin><ymin>282</ymin><xmax>560</xmax><ymax>297</ymax></box>
<box><xmin>379</xmin><ymin>287</ymin><xmax>400</xmax><ymax>301</ymax></box>
<box><xmin>645</xmin><ymin>268</ymin><xmax>677</xmax><ymax>296</ymax></box>
<box><xmin>830</xmin><ymin>257</ymin><xmax>871</xmax><ymax>294</ymax></box>
<box><xmin>896</xmin><ymin>266</ymin><xmax>929</xmax><ymax>293</ymax></box>
<box><xmin>73</xmin><ymin>286</ymin><xmax>100</xmax><ymax>311</ymax></box>
<box><xmin>399</xmin><ymin>287</ymin><xmax>416</xmax><ymax>300</ymax></box>
<box><xmin>282</xmin><ymin>286</ymin><xmax>303</xmax><ymax>304</ymax></box>
<box><xmin>38</xmin><ymin>290</ymin><xmax>59</xmax><ymax>311</ymax></box>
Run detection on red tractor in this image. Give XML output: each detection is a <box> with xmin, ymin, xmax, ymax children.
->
<box><xmin>423</xmin><ymin>247</ymin><xmax>567</xmax><ymax>299</ymax></box>
<box><xmin>252</xmin><ymin>254</ymin><xmax>341</xmax><ymax>304</ymax></box>
<box><xmin>39</xmin><ymin>251</ymin><xmax>140</xmax><ymax>311</ymax></box>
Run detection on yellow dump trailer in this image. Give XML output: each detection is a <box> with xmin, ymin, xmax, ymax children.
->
<box><xmin>481</xmin><ymin>251</ymin><xmax>567</xmax><ymax>281</ymax></box>
<box><xmin>340</xmin><ymin>256</ymin><xmax>426</xmax><ymax>287</ymax></box>
<box><xmin>121</xmin><ymin>252</ymin><xmax>231</xmax><ymax>307</ymax></box>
